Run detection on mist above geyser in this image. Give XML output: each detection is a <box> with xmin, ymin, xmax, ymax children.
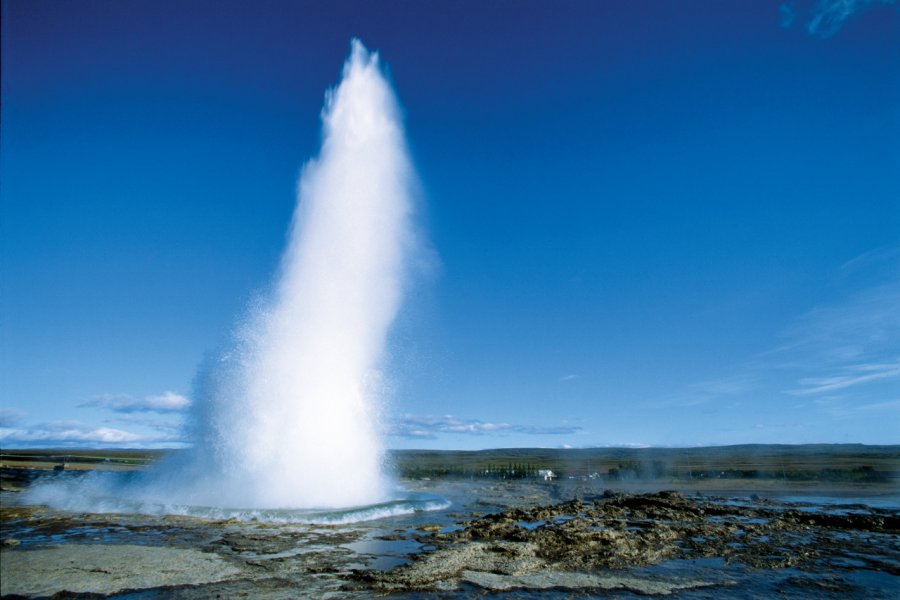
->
<box><xmin>174</xmin><ymin>39</ymin><xmax>418</xmax><ymax>509</ymax></box>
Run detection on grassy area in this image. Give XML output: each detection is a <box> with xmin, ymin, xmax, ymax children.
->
<box><xmin>3</xmin><ymin>444</ymin><xmax>898</xmax><ymax>484</ymax></box>
<box><xmin>386</xmin><ymin>444</ymin><xmax>900</xmax><ymax>483</ymax></box>
<box><xmin>0</xmin><ymin>449</ymin><xmax>167</xmax><ymax>471</ymax></box>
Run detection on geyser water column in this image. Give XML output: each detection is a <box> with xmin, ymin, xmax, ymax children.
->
<box><xmin>187</xmin><ymin>39</ymin><xmax>417</xmax><ymax>509</ymax></box>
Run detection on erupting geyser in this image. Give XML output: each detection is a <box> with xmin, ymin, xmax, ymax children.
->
<box><xmin>25</xmin><ymin>39</ymin><xmax>426</xmax><ymax>517</ymax></box>
<box><xmin>173</xmin><ymin>39</ymin><xmax>418</xmax><ymax>509</ymax></box>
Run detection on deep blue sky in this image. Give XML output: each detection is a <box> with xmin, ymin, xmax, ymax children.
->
<box><xmin>2</xmin><ymin>0</ymin><xmax>898</xmax><ymax>449</ymax></box>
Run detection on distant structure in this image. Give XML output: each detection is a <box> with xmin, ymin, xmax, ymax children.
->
<box><xmin>537</xmin><ymin>469</ymin><xmax>556</xmax><ymax>481</ymax></box>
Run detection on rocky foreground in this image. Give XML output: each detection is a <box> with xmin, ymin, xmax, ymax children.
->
<box><xmin>352</xmin><ymin>490</ymin><xmax>900</xmax><ymax>594</ymax></box>
<box><xmin>2</xmin><ymin>489</ymin><xmax>899</xmax><ymax>597</ymax></box>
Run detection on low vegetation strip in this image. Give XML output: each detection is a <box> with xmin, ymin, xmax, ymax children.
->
<box><xmin>388</xmin><ymin>444</ymin><xmax>900</xmax><ymax>483</ymax></box>
<box><xmin>0</xmin><ymin>449</ymin><xmax>164</xmax><ymax>465</ymax></box>
<box><xmin>2</xmin><ymin>444</ymin><xmax>897</xmax><ymax>483</ymax></box>
<box><xmin>353</xmin><ymin>490</ymin><xmax>900</xmax><ymax>593</ymax></box>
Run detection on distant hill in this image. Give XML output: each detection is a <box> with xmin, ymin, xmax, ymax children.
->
<box><xmin>3</xmin><ymin>444</ymin><xmax>898</xmax><ymax>483</ymax></box>
<box><xmin>386</xmin><ymin>444</ymin><xmax>900</xmax><ymax>482</ymax></box>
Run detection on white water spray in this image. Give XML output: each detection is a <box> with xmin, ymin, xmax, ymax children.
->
<box><xmin>26</xmin><ymin>40</ymin><xmax>430</xmax><ymax>516</ymax></box>
<box><xmin>179</xmin><ymin>40</ymin><xmax>416</xmax><ymax>509</ymax></box>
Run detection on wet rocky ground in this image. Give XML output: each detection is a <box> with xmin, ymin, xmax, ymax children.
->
<box><xmin>2</xmin><ymin>479</ymin><xmax>899</xmax><ymax>598</ymax></box>
<box><xmin>354</xmin><ymin>489</ymin><xmax>899</xmax><ymax>595</ymax></box>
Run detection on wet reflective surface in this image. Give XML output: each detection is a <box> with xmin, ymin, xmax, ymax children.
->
<box><xmin>2</xmin><ymin>478</ymin><xmax>898</xmax><ymax>598</ymax></box>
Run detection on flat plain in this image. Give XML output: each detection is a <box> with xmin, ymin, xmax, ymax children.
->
<box><xmin>2</xmin><ymin>445</ymin><xmax>898</xmax><ymax>598</ymax></box>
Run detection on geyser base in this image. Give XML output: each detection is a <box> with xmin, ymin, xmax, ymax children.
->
<box><xmin>23</xmin><ymin>470</ymin><xmax>448</xmax><ymax>524</ymax></box>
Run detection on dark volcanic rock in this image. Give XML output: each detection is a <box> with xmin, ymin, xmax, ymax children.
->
<box><xmin>354</xmin><ymin>491</ymin><xmax>900</xmax><ymax>593</ymax></box>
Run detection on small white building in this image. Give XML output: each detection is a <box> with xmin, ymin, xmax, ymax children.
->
<box><xmin>537</xmin><ymin>469</ymin><xmax>556</xmax><ymax>481</ymax></box>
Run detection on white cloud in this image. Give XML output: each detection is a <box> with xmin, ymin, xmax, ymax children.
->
<box><xmin>780</xmin><ymin>1</ymin><xmax>798</xmax><ymax>27</ymax></box>
<box><xmin>0</xmin><ymin>392</ymin><xmax>191</xmax><ymax>448</ymax></box>
<box><xmin>105</xmin><ymin>414</ymin><xmax>183</xmax><ymax>430</ymax></box>
<box><xmin>0</xmin><ymin>408</ymin><xmax>27</xmax><ymax>427</ymax></box>
<box><xmin>781</xmin><ymin>0</ymin><xmax>897</xmax><ymax>37</ymax></box>
<box><xmin>780</xmin><ymin>282</ymin><xmax>900</xmax><ymax>359</ymax></box>
<box><xmin>839</xmin><ymin>246</ymin><xmax>900</xmax><ymax>276</ymax></box>
<box><xmin>644</xmin><ymin>374</ymin><xmax>758</xmax><ymax>409</ymax></box>
<box><xmin>390</xmin><ymin>414</ymin><xmax>582</xmax><ymax>440</ymax></box>
<box><xmin>775</xmin><ymin>275</ymin><xmax>900</xmax><ymax>398</ymax></box>
<box><xmin>0</xmin><ymin>420</ymin><xmax>183</xmax><ymax>448</ymax></box>
<box><xmin>856</xmin><ymin>399</ymin><xmax>900</xmax><ymax>411</ymax></box>
<box><xmin>669</xmin><ymin>249</ymin><xmax>900</xmax><ymax>420</ymax></box>
<box><xmin>1</xmin><ymin>422</ymin><xmax>141</xmax><ymax>444</ymax></box>
<box><xmin>792</xmin><ymin>360</ymin><xmax>900</xmax><ymax>395</ymax></box>
<box><xmin>808</xmin><ymin>0</ymin><xmax>896</xmax><ymax>36</ymax></box>
<box><xmin>689</xmin><ymin>374</ymin><xmax>758</xmax><ymax>401</ymax></box>
<box><xmin>80</xmin><ymin>391</ymin><xmax>191</xmax><ymax>414</ymax></box>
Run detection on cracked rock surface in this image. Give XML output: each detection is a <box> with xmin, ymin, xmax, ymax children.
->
<box><xmin>2</xmin><ymin>486</ymin><xmax>898</xmax><ymax>598</ymax></box>
<box><xmin>1</xmin><ymin>544</ymin><xmax>241</xmax><ymax>597</ymax></box>
<box><xmin>353</xmin><ymin>490</ymin><xmax>900</xmax><ymax>593</ymax></box>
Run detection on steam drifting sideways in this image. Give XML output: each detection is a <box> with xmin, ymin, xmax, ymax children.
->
<box><xmin>179</xmin><ymin>40</ymin><xmax>419</xmax><ymax>509</ymax></box>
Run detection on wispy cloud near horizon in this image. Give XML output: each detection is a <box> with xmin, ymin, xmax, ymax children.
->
<box><xmin>669</xmin><ymin>249</ymin><xmax>900</xmax><ymax>433</ymax></box>
<box><xmin>791</xmin><ymin>360</ymin><xmax>900</xmax><ymax>395</ymax></box>
<box><xmin>0</xmin><ymin>420</ymin><xmax>182</xmax><ymax>448</ymax></box>
<box><xmin>0</xmin><ymin>391</ymin><xmax>192</xmax><ymax>448</ymax></box>
<box><xmin>391</xmin><ymin>414</ymin><xmax>582</xmax><ymax>440</ymax></box>
<box><xmin>0</xmin><ymin>408</ymin><xmax>27</xmax><ymax>428</ymax></box>
<box><xmin>79</xmin><ymin>391</ymin><xmax>191</xmax><ymax>414</ymax></box>
<box><xmin>775</xmin><ymin>277</ymin><xmax>900</xmax><ymax>373</ymax></box>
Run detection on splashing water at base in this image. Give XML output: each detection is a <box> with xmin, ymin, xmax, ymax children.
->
<box><xmin>25</xmin><ymin>471</ymin><xmax>450</xmax><ymax>524</ymax></box>
<box><xmin>27</xmin><ymin>40</ymin><xmax>436</xmax><ymax>520</ymax></box>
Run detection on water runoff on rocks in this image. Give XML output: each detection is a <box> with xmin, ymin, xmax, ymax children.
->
<box><xmin>26</xmin><ymin>40</ymin><xmax>447</xmax><ymax>523</ymax></box>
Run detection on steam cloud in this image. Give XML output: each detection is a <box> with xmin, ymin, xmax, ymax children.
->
<box><xmin>20</xmin><ymin>39</ymin><xmax>417</xmax><ymax>513</ymax></box>
<box><xmin>166</xmin><ymin>39</ymin><xmax>419</xmax><ymax>509</ymax></box>
<box><xmin>23</xmin><ymin>39</ymin><xmax>422</xmax><ymax>516</ymax></box>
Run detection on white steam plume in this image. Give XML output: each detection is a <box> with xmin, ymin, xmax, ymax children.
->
<box><xmin>22</xmin><ymin>40</ymin><xmax>423</xmax><ymax>516</ymax></box>
<box><xmin>163</xmin><ymin>39</ymin><xmax>418</xmax><ymax>509</ymax></box>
